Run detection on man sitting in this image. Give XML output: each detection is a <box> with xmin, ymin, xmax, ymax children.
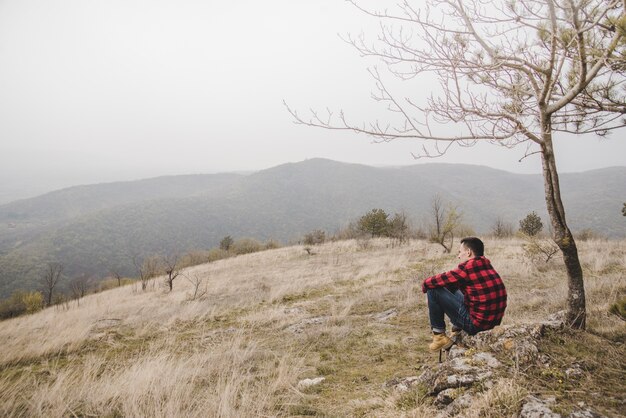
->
<box><xmin>422</xmin><ymin>237</ymin><xmax>507</xmax><ymax>351</ymax></box>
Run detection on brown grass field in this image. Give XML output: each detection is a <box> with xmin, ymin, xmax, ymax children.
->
<box><xmin>0</xmin><ymin>237</ymin><xmax>624</xmax><ymax>417</ymax></box>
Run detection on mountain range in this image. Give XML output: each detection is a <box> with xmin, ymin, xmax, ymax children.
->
<box><xmin>1</xmin><ymin>158</ymin><xmax>624</xmax><ymax>298</ymax></box>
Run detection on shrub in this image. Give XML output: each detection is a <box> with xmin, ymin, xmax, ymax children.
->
<box><xmin>179</xmin><ymin>250</ymin><xmax>211</xmax><ymax>268</ymax></box>
<box><xmin>519</xmin><ymin>211</ymin><xmax>543</xmax><ymax>236</ymax></box>
<box><xmin>22</xmin><ymin>291</ymin><xmax>44</xmax><ymax>314</ymax></box>
<box><xmin>333</xmin><ymin>221</ymin><xmax>364</xmax><ymax>240</ymax></box>
<box><xmin>207</xmin><ymin>248</ymin><xmax>230</xmax><ymax>262</ymax></box>
<box><xmin>220</xmin><ymin>235</ymin><xmax>234</xmax><ymax>251</ymax></box>
<box><xmin>0</xmin><ymin>290</ymin><xmax>27</xmax><ymax>320</ymax></box>
<box><xmin>303</xmin><ymin>230</ymin><xmax>326</xmax><ymax>246</ymax></box>
<box><xmin>230</xmin><ymin>238</ymin><xmax>263</xmax><ymax>255</ymax></box>
<box><xmin>358</xmin><ymin>209</ymin><xmax>389</xmax><ymax>237</ymax></box>
<box><xmin>264</xmin><ymin>239</ymin><xmax>281</xmax><ymax>250</ymax></box>
<box><xmin>575</xmin><ymin>228</ymin><xmax>603</xmax><ymax>241</ymax></box>
<box><xmin>491</xmin><ymin>217</ymin><xmax>514</xmax><ymax>238</ymax></box>
<box><xmin>522</xmin><ymin>236</ymin><xmax>559</xmax><ymax>264</ymax></box>
<box><xmin>98</xmin><ymin>277</ymin><xmax>135</xmax><ymax>292</ymax></box>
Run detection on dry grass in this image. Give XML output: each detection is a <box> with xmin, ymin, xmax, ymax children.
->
<box><xmin>0</xmin><ymin>238</ymin><xmax>624</xmax><ymax>417</ymax></box>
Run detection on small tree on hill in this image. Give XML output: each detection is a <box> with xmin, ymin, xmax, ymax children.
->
<box><xmin>134</xmin><ymin>255</ymin><xmax>161</xmax><ymax>291</ymax></box>
<box><xmin>388</xmin><ymin>212</ymin><xmax>409</xmax><ymax>246</ymax></box>
<box><xmin>358</xmin><ymin>209</ymin><xmax>390</xmax><ymax>237</ymax></box>
<box><xmin>303</xmin><ymin>229</ymin><xmax>326</xmax><ymax>246</ymax></box>
<box><xmin>428</xmin><ymin>195</ymin><xmax>461</xmax><ymax>253</ymax></box>
<box><xmin>491</xmin><ymin>217</ymin><xmax>514</xmax><ymax>239</ymax></box>
<box><xmin>519</xmin><ymin>212</ymin><xmax>544</xmax><ymax>237</ymax></box>
<box><xmin>162</xmin><ymin>254</ymin><xmax>181</xmax><ymax>292</ymax></box>
<box><xmin>220</xmin><ymin>236</ymin><xmax>234</xmax><ymax>252</ymax></box>
<box><xmin>69</xmin><ymin>274</ymin><xmax>91</xmax><ymax>306</ymax></box>
<box><xmin>622</xmin><ymin>203</ymin><xmax>625</xmax><ymax>216</ymax></box>
<box><xmin>41</xmin><ymin>262</ymin><xmax>63</xmax><ymax>306</ymax></box>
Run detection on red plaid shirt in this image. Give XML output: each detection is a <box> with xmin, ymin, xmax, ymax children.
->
<box><xmin>422</xmin><ymin>256</ymin><xmax>507</xmax><ymax>330</ymax></box>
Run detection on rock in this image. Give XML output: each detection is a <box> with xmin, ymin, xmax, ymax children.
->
<box><xmin>284</xmin><ymin>307</ymin><xmax>303</xmax><ymax>315</ymax></box>
<box><xmin>384</xmin><ymin>376</ymin><xmax>420</xmax><ymax>392</ymax></box>
<box><xmin>435</xmin><ymin>388</ymin><xmax>458</xmax><ymax>406</ymax></box>
<box><xmin>447</xmin><ymin>346</ymin><xmax>467</xmax><ymax>359</ymax></box>
<box><xmin>565</xmin><ymin>364</ymin><xmax>584</xmax><ymax>379</ymax></box>
<box><xmin>286</xmin><ymin>316</ymin><xmax>329</xmax><ymax>333</ymax></box>
<box><xmin>567</xmin><ymin>409</ymin><xmax>607</xmax><ymax>418</ymax></box>
<box><xmin>473</xmin><ymin>352</ymin><xmax>501</xmax><ymax>368</ymax></box>
<box><xmin>443</xmin><ymin>393</ymin><xmax>473</xmax><ymax>416</ymax></box>
<box><xmin>520</xmin><ymin>396</ymin><xmax>561</xmax><ymax>418</ymax></box>
<box><xmin>297</xmin><ymin>377</ymin><xmax>325</xmax><ymax>390</ymax></box>
<box><xmin>373</xmin><ymin>308</ymin><xmax>397</xmax><ymax>321</ymax></box>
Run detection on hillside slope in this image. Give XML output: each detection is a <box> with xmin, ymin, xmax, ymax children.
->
<box><xmin>0</xmin><ymin>238</ymin><xmax>624</xmax><ymax>417</ymax></box>
<box><xmin>0</xmin><ymin>159</ymin><xmax>625</xmax><ymax>298</ymax></box>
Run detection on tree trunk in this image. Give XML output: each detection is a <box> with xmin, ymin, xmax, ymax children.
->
<box><xmin>540</xmin><ymin>131</ymin><xmax>586</xmax><ymax>329</ymax></box>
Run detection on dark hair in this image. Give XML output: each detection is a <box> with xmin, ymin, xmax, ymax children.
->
<box><xmin>460</xmin><ymin>237</ymin><xmax>484</xmax><ymax>257</ymax></box>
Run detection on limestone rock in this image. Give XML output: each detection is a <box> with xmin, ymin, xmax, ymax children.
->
<box><xmin>384</xmin><ymin>376</ymin><xmax>420</xmax><ymax>392</ymax></box>
<box><xmin>435</xmin><ymin>388</ymin><xmax>458</xmax><ymax>406</ymax></box>
<box><xmin>297</xmin><ymin>377</ymin><xmax>325</xmax><ymax>390</ymax></box>
<box><xmin>520</xmin><ymin>396</ymin><xmax>561</xmax><ymax>418</ymax></box>
<box><xmin>565</xmin><ymin>363</ymin><xmax>584</xmax><ymax>380</ymax></box>
<box><xmin>373</xmin><ymin>308</ymin><xmax>398</xmax><ymax>321</ymax></box>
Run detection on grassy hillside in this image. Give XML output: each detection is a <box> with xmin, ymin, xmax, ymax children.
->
<box><xmin>0</xmin><ymin>238</ymin><xmax>624</xmax><ymax>417</ymax></box>
<box><xmin>1</xmin><ymin>159</ymin><xmax>625</xmax><ymax>299</ymax></box>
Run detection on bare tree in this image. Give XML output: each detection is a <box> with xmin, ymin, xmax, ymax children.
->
<box><xmin>287</xmin><ymin>0</ymin><xmax>625</xmax><ymax>329</ymax></box>
<box><xmin>133</xmin><ymin>255</ymin><xmax>161</xmax><ymax>291</ymax></box>
<box><xmin>184</xmin><ymin>272</ymin><xmax>207</xmax><ymax>301</ymax></box>
<box><xmin>428</xmin><ymin>195</ymin><xmax>461</xmax><ymax>253</ymax></box>
<box><xmin>491</xmin><ymin>217</ymin><xmax>514</xmax><ymax>239</ymax></box>
<box><xmin>162</xmin><ymin>254</ymin><xmax>181</xmax><ymax>292</ymax></box>
<box><xmin>41</xmin><ymin>262</ymin><xmax>63</xmax><ymax>306</ymax></box>
<box><xmin>69</xmin><ymin>274</ymin><xmax>91</xmax><ymax>306</ymax></box>
<box><xmin>388</xmin><ymin>212</ymin><xmax>410</xmax><ymax>246</ymax></box>
<box><xmin>110</xmin><ymin>269</ymin><xmax>123</xmax><ymax>287</ymax></box>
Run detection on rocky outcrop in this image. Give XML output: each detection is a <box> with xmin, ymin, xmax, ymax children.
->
<box><xmin>385</xmin><ymin>312</ymin><xmax>609</xmax><ymax>417</ymax></box>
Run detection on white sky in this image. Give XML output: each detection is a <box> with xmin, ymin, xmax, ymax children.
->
<box><xmin>0</xmin><ymin>0</ymin><xmax>624</xmax><ymax>201</ymax></box>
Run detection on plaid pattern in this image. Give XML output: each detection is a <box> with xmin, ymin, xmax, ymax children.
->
<box><xmin>422</xmin><ymin>256</ymin><xmax>507</xmax><ymax>330</ymax></box>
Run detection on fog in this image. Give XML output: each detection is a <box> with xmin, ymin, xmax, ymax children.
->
<box><xmin>1</xmin><ymin>0</ymin><xmax>624</xmax><ymax>204</ymax></box>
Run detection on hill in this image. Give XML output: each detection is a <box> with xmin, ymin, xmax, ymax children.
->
<box><xmin>0</xmin><ymin>238</ymin><xmax>624</xmax><ymax>416</ymax></box>
<box><xmin>0</xmin><ymin>159</ymin><xmax>625</xmax><ymax>298</ymax></box>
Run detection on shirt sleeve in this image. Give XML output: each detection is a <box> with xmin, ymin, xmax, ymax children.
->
<box><xmin>422</xmin><ymin>262</ymin><xmax>468</xmax><ymax>293</ymax></box>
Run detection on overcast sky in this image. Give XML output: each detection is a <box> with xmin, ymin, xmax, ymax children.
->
<box><xmin>1</xmin><ymin>0</ymin><xmax>625</xmax><ymax>202</ymax></box>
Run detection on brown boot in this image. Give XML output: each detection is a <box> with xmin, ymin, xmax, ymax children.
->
<box><xmin>428</xmin><ymin>333</ymin><xmax>454</xmax><ymax>351</ymax></box>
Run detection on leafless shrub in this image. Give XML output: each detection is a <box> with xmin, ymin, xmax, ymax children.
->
<box><xmin>491</xmin><ymin>218</ymin><xmax>514</xmax><ymax>239</ymax></box>
<box><xmin>184</xmin><ymin>272</ymin><xmax>207</xmax><ymax>301</ymax></box>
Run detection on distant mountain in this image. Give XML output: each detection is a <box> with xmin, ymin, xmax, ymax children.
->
<box><xmin>0</xmin><ymin>159</ymin><xmax>624</xmax><ymax>298</ymax></box>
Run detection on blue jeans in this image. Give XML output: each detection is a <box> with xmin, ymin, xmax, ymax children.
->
<box><xmin>426</xmin><ymin>287</ymin><xmax>479</xmax><ymax>335</ymax></box>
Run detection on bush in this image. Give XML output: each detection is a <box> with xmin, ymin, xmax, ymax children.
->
<box><xmin>491</xmin><ymin>218</ymin><xmax>514</xmax><ymax>238</ymax></box>
<box><xmin>575</xmin><ymin>228</ymin><xmax>603</xmax><ymax>241</ymax></box>
<box><xmin>303</xmin><ymin>230</ymin><xmax>326</xmax><ymax>246</ymax></box>
<box><xmin>333</xmin><ymin>222</ymin><xmax>364</xmax><ymax>240</ymax></box>
<box><xmin>358</xmin><ymin>209</ymin><xmax>390</xmax><ymax>237</ymax></box>
<box><xmin>522</xmin><ymin>236</ymin><xmax>559</xmax><ymax>265</ymax></box>
<box><xmin>179</xmin><ymin>250</ymin><xmax>211</xmax><ymax>268</ymax></box>
<box><xmin>519</xmin><ymin>211</ymin><xmax>543</xmax><ymax>236</ymax></box>
<box><xmin>0</xmin><ymin>290</ymin><xmax>27</xmax><ymax>320</ymax></box>
<box><xmin>207</xmin><ymin>248</ymin><xmax>230</xmax><ymax>262</ymax></box>
<box><xmin>98</xmin><ymin>277</ymin><xmax>136</xmax><ymax>292</ymax></box>
<box><xmin>22</xmin><ymin>291</ymin><xmax>44</xmax><ymax>314</ymax></box>
<box><xmin>264</xmin><ymin>240</ymin><xmax>281</xmax><ymax>250</ymax></box>
<box><xmin>219</xmin><ymin>235</ymin><xmax>234</xmax><ymax>251</ymax></box>
<box><xmin>230</xmin><ymin>238</ymin><xmax>263</xmax><ymax>255</ymax></box>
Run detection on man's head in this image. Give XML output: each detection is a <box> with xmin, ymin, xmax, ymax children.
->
<box><xmin>458</xmin><ymin>237</ymin><xmax>484</xmax><ymax>260</ymax></box>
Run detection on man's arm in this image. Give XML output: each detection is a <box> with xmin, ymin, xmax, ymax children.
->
<box><xmin>422</xmin><ymin>264</ymin><xmax>468</xmax><ymax>293</ymax></box>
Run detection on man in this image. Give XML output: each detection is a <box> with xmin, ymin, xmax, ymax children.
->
<box><xmin>422</xmin><ymin>237</ymin><xmax>507</xmax><ymax>351</ymax></box>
